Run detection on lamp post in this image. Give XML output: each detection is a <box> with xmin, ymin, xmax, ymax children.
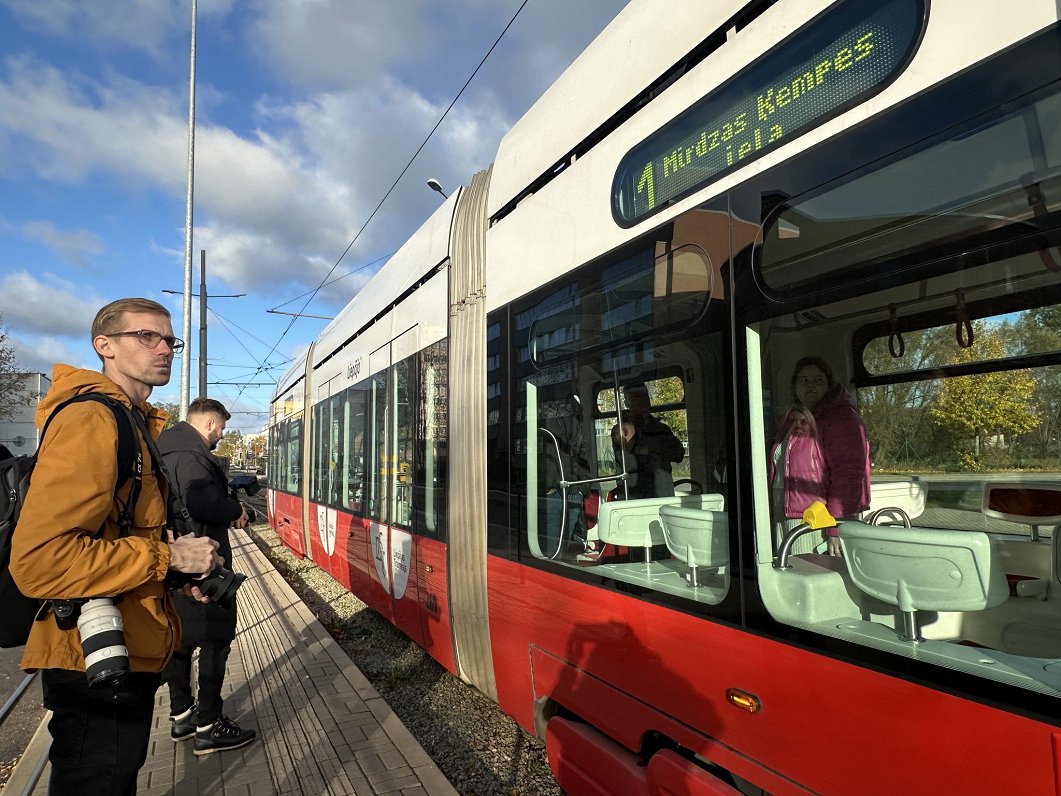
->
<box><xmin>180</xmin><ymin>0</ymin><xmax>198</xmax><ymax>419</ymax></box>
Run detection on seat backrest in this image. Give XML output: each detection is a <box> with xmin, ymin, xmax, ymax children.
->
<box><xmin>596</xmin><ymin>493</ymin><xmax>724</xmax><ymax>547</ymax></box>
<box><xmin>658</xmin><ymin>506</ymin><xmax>729</xmax><ymax>568</ymax></box>
<box><xmin>839</xmin><ymin>522</ymin><xmax>1009</xmax><ymax>613</ymax></box>
<box><xmin>981</xmin><ymin>481</ymin><xmax>1061</xmax><ymax>526</ymax></box>
<box><xmin>867</xmin><ymin>479</ymin><xmax>927</xmax><ymax>520</ymax></box>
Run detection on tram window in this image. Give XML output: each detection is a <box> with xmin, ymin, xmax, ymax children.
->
<box><xmin>268</xmin><ymin>425</ymin><xmax>279</xmax><ymax>490</ymax></box>
<box><xmin>280</xmin><ymin>418</ymin><xmax>301</xmax><ymax>495</ymax></box>
<box><xmin>393</xmin><ymin>356</ymin><xmax>414</xmax><ymax>529</ymax></box>
<box><xmin>344</xmin><ymin>385</ymin><xmax>369</xmax><ymax>515</ymax></box>
<box><xmin>514</xmin><ymin>338</ymin><xmax>730</xmax><ymax>607</ymax></box>
<box><xmin>528</xmin><ymin>244</ymin><xmax>714</xmax><ymax>367</ymax></box>
<box><xmin>414</xmin><ymin>340</ymin><xmax>447</xmax><ymax>539</ymax></box>
<box><xmin>310</xmin><ymin>394</ymin><xmax>343</xmax><ymax>508</ymax></box>
<box><xmin>862</xmin><ymin>310</ymin><xmax>1061</xmax><ymax>377</ymax></box>
<box><xmin>367</xmin><ymin>372</ymin><xmax>387</xmax><ymax>522</ymax></box>
<box><xmin>595</xmin><ymin>375</ymin><xmax>691</xmax><ymax>488</ymax></box>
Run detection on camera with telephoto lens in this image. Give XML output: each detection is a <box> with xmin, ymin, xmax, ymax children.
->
<box><xmin>229</xmin><ymin>474</ymin><xmax>259</xmax><ymax>524</ymax></box>
<box><xmin>54</xmin><ymin>597</ymin><xmax>129</xmax><ymax>688</ymax></box>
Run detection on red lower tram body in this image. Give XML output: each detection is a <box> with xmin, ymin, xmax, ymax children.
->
<box><xmin>268</xmin><ymin>493</ymin><xmax>1061</xmax><ymax>795</ymax></box>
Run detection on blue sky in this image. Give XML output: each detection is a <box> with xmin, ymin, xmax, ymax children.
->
<box><xmin>0</xmin><ymin>0</ymin><xmax>628</xmax><ymax>433</ymax></box>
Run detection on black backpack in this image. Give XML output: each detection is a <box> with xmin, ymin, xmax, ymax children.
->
<box><xmin>0</xmin><ymin>393</ymin><xmax>141</xmax><ymax>648</ymax></box>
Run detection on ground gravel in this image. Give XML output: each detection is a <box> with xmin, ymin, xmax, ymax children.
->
<box><xmin>244</xmin><ymin>522</ymin><xmax>565</xmax><ymax>796</ymax></box>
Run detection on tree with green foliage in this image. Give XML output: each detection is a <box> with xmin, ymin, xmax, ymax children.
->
<box><xmin>216</xmin><ymin>429</ymin><xmax>244</xmax><ymax>463</ymax></box>
<box><xmin>859</xmin><ymin>325</ymin><xmax>954</xmax><ymax>467</ymax></box>
<box><xmin>929</xmin><ymin>328</ymin><xmax>1039</xmax><ymax>467</ymax></box>
<box><xmin>0</xmin><ymin>314</ymin><xmax>31</xmax><ymax>422</ymax></box>
<box><xmin>1012</xmin><ymin>308</ymin><xmax>1061</xmax><ymax>459</ymax></box>
<box><xmin>155</xmin><ymin>402</ymin><xmax>181</xmax><ymax>431</ymax></box>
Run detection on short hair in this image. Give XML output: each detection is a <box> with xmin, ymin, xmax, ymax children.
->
<box><xmin>188</xmin><ymin>397</ymin><xmax>231</xmax><ymax>422</ymax></box>
<box><xmin>91</xmin><ymin>298</ymin><xmax>171</xmax><ymax>339</ymax></box>
<box><xmin>790</xmin><ymin>356</ymin><xmax>836</xmax><ymax>402</ymax></box>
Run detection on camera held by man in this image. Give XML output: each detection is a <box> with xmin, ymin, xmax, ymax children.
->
<box><xmin>228</xmin><ymin>474</ymin><xmax>259</xmax><ymax>524</ymax></box>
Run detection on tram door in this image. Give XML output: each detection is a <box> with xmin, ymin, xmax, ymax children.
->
<box><xmin>367</xmin><ymin>329</ymin><xmax>425</xmax><ymax>647</ymax></box>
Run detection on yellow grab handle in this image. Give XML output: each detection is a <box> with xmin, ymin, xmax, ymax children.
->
<box><xmin>801</xmin><ymin>501</ymin><xmax>836</xmax><ymax>530</ymax></box>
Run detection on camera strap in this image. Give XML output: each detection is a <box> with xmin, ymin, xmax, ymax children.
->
<box><xmin>113</xmin><ymin>404</ymin><xmax>142</xmax><ymax>536</ymax></box>
<box><xmin>128</xmin><ymin>409</ymin><xmax>196</xmax><ymax>534</ymax></box>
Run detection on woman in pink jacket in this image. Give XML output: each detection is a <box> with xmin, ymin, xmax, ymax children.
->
<box><xmin>769</xmin><ymin>357</ymin><xmax>871</xmax><ymax>556</ymax></box>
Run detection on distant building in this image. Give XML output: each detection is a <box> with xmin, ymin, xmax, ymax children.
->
<box><xmin>1</xmin><ymin>372</ymin><xmax>50</xmax><ymax>455</ymax></box>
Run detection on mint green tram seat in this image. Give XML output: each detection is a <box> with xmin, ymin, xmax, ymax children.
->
<box><xmin>839</xmin><ymin>523</ymin><xmax>1010</xmax><ymax>642</ymax></box>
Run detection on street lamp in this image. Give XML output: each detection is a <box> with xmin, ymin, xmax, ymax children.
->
<box><xmin>427</xmin><ymin>178</ymin><xmax>448</xmax><ymax>199</ymax></box>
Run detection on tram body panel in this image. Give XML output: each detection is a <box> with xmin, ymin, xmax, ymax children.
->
<box><xmin>344</xmin><ymin>514</ymin><xmax>376</xmax><ymax>609</ymax></box>
<box><xmin>415</xmin><ymin>535</ymin><xmax>455</xmax><ymax>672</ymax></box>
<box><xmin>485</xmin><ymin>555</ymin><xmax>1059</xmax><ymax>796</ymax></box>
<box><xmin>271</xmin><ymin>489</ymin><xmax>305</xmax><ymax>558</ymax></box>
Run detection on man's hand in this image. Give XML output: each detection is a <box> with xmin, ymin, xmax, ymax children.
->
<box><xmin>231</xmin><ymin>507</ymin><xmax>249</xmax><ymax>530</ymax></box>
<box><xmin>167</xmin><ymin>530</ymin><xmax>221</xmax><ymax>575</ymax></box>
<box><xmin>175</xmin><ymin>583</ymin><xmax>210</xmax><ymax>604</ymax></box>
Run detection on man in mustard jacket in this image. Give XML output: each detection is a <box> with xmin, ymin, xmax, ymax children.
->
<box><xmin>11</xmin><ymin>297</ymin><xmax>222</xmax><ymax>795</ymax></box>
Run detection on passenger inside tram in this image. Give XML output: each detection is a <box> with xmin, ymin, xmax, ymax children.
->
<box><xmin>768</xmin><ymin>357</ymin><xmax>871</xmax><ymax>557</ymax></box>
<box><xmin>611</xmin><ymin>383</ymin><xmax>686</xmax><ymax>500</ymax></box>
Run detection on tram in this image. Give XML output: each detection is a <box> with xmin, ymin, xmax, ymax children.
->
<box><xmin>267</xmin><ymin>1</ymin><xmax>1061</xmax><ymax>792</ymax></box>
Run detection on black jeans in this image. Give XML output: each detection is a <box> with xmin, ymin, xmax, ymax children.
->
<box><xmin>165</xmin><ymin>639</ymin><xmax>232</xmax><ymax>725</ymax></box>
<box><xmin>41</xmin><ymin>669</ymin><xmax>161</xmax><ymax>796</ymax></box>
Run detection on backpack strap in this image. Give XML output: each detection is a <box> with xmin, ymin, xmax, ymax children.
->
<box><xmin>41</xmin><ymin>394</ymin><xmax>142</xmax><ymax>536</ymax></box>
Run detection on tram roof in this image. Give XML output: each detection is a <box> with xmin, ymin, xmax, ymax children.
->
<box><xmin>487</xmin><ymin>0</ymin><xmax>749</xmax><ymax>220</ymax></box>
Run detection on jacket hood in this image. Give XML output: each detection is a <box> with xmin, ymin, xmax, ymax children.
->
<box><xmin>37</xmin><ymin>364</ymin><xmax>169</xmax><ymax>429</ymax></box>
<box><xmin>157</xmin><ymin>420</ymin><xmax>210</xmax><ymax>456</ymax></box>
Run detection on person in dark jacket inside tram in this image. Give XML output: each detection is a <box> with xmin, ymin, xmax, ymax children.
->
<box><xmin>158</xmin><ymin>397</ymin><xmax>257</xmax><ymax>755</ymax></box>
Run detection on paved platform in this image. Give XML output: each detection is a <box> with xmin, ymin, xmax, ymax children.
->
<box><xmin>8</xmin><ymin>528</ymin><xmax>457</xmax><ymax>796</ymax></box>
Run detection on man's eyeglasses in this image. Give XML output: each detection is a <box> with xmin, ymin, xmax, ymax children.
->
<box><xmin>106</xmin><ymin>330</ymin><xmax>185</xmax><ymax>353</ymax></box>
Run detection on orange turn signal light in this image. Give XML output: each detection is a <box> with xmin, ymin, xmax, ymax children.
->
<box><xmin>725</xmin><ymin>688</ymin><xmax>762</xmax><ymax>713</ymax></box>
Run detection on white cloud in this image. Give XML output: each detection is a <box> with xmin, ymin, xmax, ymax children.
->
<box><xmin>8</xmin><ymin>331</ymin><xmax>93</xmax><ymax>376</ymax></box>
<box><xmin>0</xmin><ymin>55</ymin><xmax>187</xmax><ymax>188</ymax></box>
<box><xmin>22</xmin><ymin>220</ymin><xmax>105</xmax><ymax>267</ymax></box>
<box><xmin>0</xmin><ymin>0</ymin><xmax>235</xmax><ymax>56</ymax></box>
<box><xmin>0</xmin><ymin>270</ymin><xmax>103</xmax><ymax>337</ymax></box>
<box><xmin>244</xmin><ymin>0</ymin><xmax>437</xmax><ymax>90</ymax></box>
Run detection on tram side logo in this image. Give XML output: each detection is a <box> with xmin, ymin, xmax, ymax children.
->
<box><xmin>371</xmin><ymin>523</ymin><xmax>412</xmax><ymax>599</ymax></box>
<box><xmin>316</xmin><ymin>506</ymin><xmax>336</xmax><ymax>556</ymax></box>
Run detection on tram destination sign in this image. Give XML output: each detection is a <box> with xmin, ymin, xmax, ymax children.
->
<box><xmin>612</xmin><ymin>0</ymin><xmax>924</xmax><ymax>226</ymax></box>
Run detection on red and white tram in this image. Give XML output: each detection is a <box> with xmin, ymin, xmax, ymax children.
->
<box><xmin>268</xmin><ymin>1</ymin><xmax>1061</xmax><ymax>792</ymax></box>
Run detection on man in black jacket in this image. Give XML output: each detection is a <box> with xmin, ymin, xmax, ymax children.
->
<box><xmin>159</xmin><ymin>397</ymin><xmax>257</xmax><ymax>755</ymax></box>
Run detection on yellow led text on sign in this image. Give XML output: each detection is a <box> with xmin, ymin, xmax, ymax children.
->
<box><xmin>616</xmin><ymin>0</ymin><xmax>922</xmax><ymax>225</ymax></box>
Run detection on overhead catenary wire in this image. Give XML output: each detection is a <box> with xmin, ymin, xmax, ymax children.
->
<box><xmin>238</xmin><ymin>0</ymin><xmax>532</xmax><ymax>406</ymax></box>
<box><xmin>268</xmin><ymin>250</ymin><xmax>396</xmax><ymax>313</ymax></box>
